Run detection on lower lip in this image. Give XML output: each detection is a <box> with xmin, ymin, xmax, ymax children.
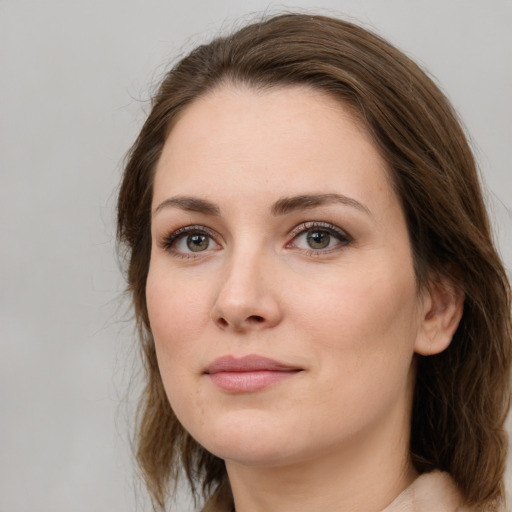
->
<box><xmin>208</xmin><ymin>370</ymin><xmax>300</xmax><ymax>392</ymax></box>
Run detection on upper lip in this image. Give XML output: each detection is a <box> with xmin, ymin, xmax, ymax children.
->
<box><xmin>204</xmin><ymin>355</ymin><xmax>302</xmax><ymax>374</ymax></box>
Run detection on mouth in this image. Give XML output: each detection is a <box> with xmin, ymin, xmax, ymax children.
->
<box><xmin>204</xmin><ymin>355</ymin><xmax>303</xmax><ymax>393</ymax></box>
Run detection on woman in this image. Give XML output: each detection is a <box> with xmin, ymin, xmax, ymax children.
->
<box><xmin>117</xmin><ymin>13</ymin><xmax>511</xmax><ymax>512</ymax></box>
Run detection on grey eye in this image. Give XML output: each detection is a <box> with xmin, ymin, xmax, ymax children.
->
<box><xmin>306</xmin><ymin>230</ymin><xmax>331</xmax><ymax>249</ymax></box>
<box><xmin>186</xmin><ymin>234</ymin><xmax>210</xmax><ymax>252</ymax></box>
<box><xmin>289</xmin><ymin>222</ymin><xmax>351</xmax><ymax>253</ymax></box>
<box><xmin>162</xmin><ymin>225</ymin><xmax>222</xmax><ymax>257</ymax></box>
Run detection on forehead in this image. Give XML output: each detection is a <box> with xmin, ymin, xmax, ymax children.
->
<box><xmin>153</xmin><ymin>84</ymin><xmax>395</xmax><ymax>210</ymax></box>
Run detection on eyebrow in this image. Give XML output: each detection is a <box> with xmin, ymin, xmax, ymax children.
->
<box><xmin>271</xmin><ymin>193</ymin><xmax>372</xmax><ymax>216</ymax></box>
<box><xmin>153</xmin><ymin>193</ymin><xmax>371</xmax><ymax>217</ymax></box>
<box><xmin>153</xmin><ymin>196</ymin><xmax>221</xmax><ymax>216</ymax></box>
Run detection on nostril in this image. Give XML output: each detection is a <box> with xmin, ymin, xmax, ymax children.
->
<box><xmin>217</xmin><ymin>318</ymin><xmax>229</xmax><ymax>328</ymax></box>
<box><xmin>213</xmin><ymin>314</ymin><xmax>267</xmax><ymax>329</ymax></box>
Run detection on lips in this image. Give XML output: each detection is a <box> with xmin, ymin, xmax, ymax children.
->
<box><xmin>204</xmin><ymin>355</ymin><xmax>302</xmax><ymax>393</ymax></box>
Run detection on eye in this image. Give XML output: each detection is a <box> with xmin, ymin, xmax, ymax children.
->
<box><xmin>160</xmin><ymin>226</ymin><xmax>221</xmax><ymax>257</ymax></box>
<box><xmin>287</xmin><ymin>222</ymin><xmax>351</xmax><ymax>253</ymax></box>
<box><xmin>304</xmin><ymin>230</ymin><xmax>332</xmax><ymax>250</ymax></box>
<box><xmin>177</xmin><ymin>233</ymin><xmax>210</xmax><ymax>252</ymax></box>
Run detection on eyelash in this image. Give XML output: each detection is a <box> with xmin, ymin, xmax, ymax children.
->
<box><xmin>287</xmin><ymin>221</ymin><xmax>352</xmax><ymax>256</ymax></box>
<box><xmin>159</xmin><ymin>221</ymin><xmax>352</xmax><ymax>259</ymax></box>
<box><xmin>160</xmin><ymin>225</ymin><xmax>221</xmax><ymax>259</ymax></box>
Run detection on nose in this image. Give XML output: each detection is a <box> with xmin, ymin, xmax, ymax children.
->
<box><xmin>211</xmin><ymin>250</ymin><xmax>283</xmax><ymax>332</ymax></box>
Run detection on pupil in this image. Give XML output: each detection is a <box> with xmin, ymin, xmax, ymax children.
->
<box><xmin>307</xmin><ymin>231</ymin><xmax>330</xmax><ymax>249</ymax></box>
<box><xmin>187</xmin><ymin>234</ymin><xmax>209</xmax><ymax>252</ymax></box>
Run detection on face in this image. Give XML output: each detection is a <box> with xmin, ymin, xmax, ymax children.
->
<box><xmin>147</xmin><ymin>85</ymin><xmax>429</xmax><ymax>469</ymax></box>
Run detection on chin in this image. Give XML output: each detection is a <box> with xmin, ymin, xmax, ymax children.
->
<box><xmin>185</xmin><ymin>411</ymin><xmax>303</xmax><ymax>467</ymax></box>
<box><xmin>206</xmin><ymin>441</ymin><xmax>301</xmax><ymax>468</ymax></box>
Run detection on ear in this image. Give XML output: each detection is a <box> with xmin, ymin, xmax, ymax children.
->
<box><xmin>414</xmin><ymin>276</ymin><xmax>464</xmax><ymax>356</ymax></box>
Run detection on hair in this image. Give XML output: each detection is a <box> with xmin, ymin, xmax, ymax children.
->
<box><xmin>117</xmin><ymin>12</ymin><xmax>512</xmax><ymax>511</ymax></box>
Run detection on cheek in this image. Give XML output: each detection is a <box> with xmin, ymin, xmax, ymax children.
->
<box><xmin>297</xmin><ymin>271</ymin><xmax>419</xmax><ymax>427</ymax></box>
<box><xmin>302</xmin><ymin>269</ymin><xmax>417</xmax><ymax>333</ymax></box>
<box><xmin>293</xmin><ymin>263</ymin><xmax>420</xmax><ymax>382</ymax></box>
<box><xmin>146</xmin><ymin>264</ymin><xmax>209</xmax><ymax>371</ymax></box>
<box><xmin>146</xmin><ymin>267</ymin><xmax>209</xmax><ymax>420</ymax></box>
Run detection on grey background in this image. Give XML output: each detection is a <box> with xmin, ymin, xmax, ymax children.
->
<box><xmin>1</xmin><ymin>1</ymin><xmax>511</xmax><ymax>511</ymax></box>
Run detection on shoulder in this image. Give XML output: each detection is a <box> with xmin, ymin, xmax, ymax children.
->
<box><xmin>382</xmin><ymin>471</ymin><xmax>505</xmax><ymax>512</ymax></box>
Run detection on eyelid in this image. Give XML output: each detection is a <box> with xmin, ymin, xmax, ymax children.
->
<box><xmin>159</xmin><ymin>225</ymin><xmax>222</xmax><ymax>254</ymax></box>
<box><xmin>157</xmin><ymin>221</ymin><xmax>351</xmax><ymax>257</ymax></box>
<box><xmin>286</xmin><ymin>221</ymin><xmax>352</xmax><ymax>252</ymax></box>
<box><xmin>288</xmin><ymin>221</ymin><xmax>352</xmax><ymax>241</ymax></box>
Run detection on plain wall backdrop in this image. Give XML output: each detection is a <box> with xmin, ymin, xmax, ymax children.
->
<box><xmin>1</xmin><ymin>1</ymin><xmax>511</xmax><ymax>511</ymax></box>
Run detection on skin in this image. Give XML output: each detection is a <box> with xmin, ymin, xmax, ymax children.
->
<box><xmin>146</xmin><ymin>85</ymin><xmax>463</xmax><ymax>512</ymax></box>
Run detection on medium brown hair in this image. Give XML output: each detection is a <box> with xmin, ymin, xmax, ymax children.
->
<box><xmin>117</xmin><ymin>13</ymin><xmax>512</xmax><ymax>511</ymax></box>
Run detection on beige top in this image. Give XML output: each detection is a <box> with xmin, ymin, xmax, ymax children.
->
<box><xmin>203</xmin><ymin>471</ymin><xmax>500</xmax><ymax>512</ymax></box>
<box><xmin>382</xmin><ymin>471</ymin><xmax>472</xmax><ymax>512</ymax></box>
